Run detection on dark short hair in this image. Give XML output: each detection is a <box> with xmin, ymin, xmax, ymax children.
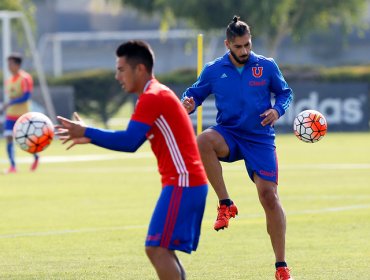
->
<box><xmin>116</xmin><ymin>40</ymin><xmax>154</xmax><ymax>73</ymax></box>
<box><xmin>8</xmin><ymin>53</ymin><xmax>23</xmax><ymax>65</ymax></box>
<box><xmin>226</xmin><ymin>16</ymin><xmax>251</xmax><ymax>42</ymax></box>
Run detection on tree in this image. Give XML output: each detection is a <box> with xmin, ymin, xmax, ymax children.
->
<box><xmin>254</xmin><ymin>0</ymin><xmax>370</xmax><ymax>57</ymax></box>
<box><xmin>0</xmin><ymin>0</ymin><xmax>37</xmax><ymax>48</ymax></box>
<box><xmin>118</xmin><ymin>0</ymin><xmax>369</xmax><ymax>56</ymax></box>
<box><xmin>0</xmin><ymin>0</ymin><xmax>35</xmax><ymax>23</ymax></box>
<box><xmin>0</xmin><ymin>0</ymin><xmax>32</xmax><ymax>10</ymax></box>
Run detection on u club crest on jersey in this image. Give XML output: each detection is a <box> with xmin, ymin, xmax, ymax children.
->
<box><xmin>252</xmin><ymin>66</ymin><xmax>263</xmax><ymax>78</ymax></box>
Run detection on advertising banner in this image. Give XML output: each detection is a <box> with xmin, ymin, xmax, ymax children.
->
<box><xmin>190</xmin><ymin>82</ymin><xmax>369</xmax><ymax>133</ymax></box>
<box><xmin>275</xmin><ymin>82</ymin><xmax>369</xmax><ymax>132</ymax></box>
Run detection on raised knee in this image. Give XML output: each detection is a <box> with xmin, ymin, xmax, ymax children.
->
<box><xmin>197</xmin><ymin>133</ymin><xmax>212</xmax><ymax>147</ymax></box>
<box><xmin>196</xmin><ymin>133</ymin><xmax>215</xmax><ymax>154</ymax></box>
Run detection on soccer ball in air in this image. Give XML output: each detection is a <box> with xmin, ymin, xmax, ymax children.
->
<box><xmin>13</xmin><ymin>112</ymin><xmax>54</xmax><ymax>154</ymax></box>
<box><xmin>293</xmin><ymin>110</ymin><xmax>327</xmax><ymax>143</ymax></box>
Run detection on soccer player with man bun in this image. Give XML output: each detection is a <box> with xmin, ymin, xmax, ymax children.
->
<box><xmin>182</xmin><ymin>16</ymin><xmax>294</xmax><ymax>279</ymax></box>
<box><xmin>57</xmin><ymin>40</ymin><xmax>208</xmax><ymax>280</ymax></box>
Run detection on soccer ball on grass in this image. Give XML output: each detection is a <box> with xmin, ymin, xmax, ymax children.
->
<box><xmin>293</xmin><ymin>110</ymin><xmax>327</xmax><ymax>143</ymax></box>
<box><xmin>13</xmin><ymin>112</ymin><xmax>54</xmax><ymax>154</ymax></box>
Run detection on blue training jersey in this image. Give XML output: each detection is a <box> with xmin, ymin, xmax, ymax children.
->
<box><xmin>182</xmin><ymin>51</ymin><xmax>293</xmax><ymax>144</ymax></box>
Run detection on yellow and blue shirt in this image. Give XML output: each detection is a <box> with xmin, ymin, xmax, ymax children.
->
<box><xmin>5</xmin><ymin>70</ymin><xmax>33</xmax><ymax>121</ymax></box>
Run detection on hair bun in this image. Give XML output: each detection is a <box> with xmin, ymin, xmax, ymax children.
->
<box><xmin>233</xmin><ymin>15</ymin><xmax>240</xmax><ymax>23</ymax></box>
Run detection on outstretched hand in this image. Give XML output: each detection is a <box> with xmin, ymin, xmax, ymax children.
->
<box><xmin>182</xmin><ymin>97</ymin><xmax>195</xmax><ymax>113</ymax></box>
<box><xmin>260</xmin><ymin>109</ymin><xmax>279</xmax><ymax>127</ymax></box>
<box><xmin>55</xmin><ymin>112</ymin><xmax>90</xmax><ymax>150</ymax></box>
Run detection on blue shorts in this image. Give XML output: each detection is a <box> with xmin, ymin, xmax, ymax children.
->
<box><xmin>3</xmin><ymin>119</ymin><xmax>16</xmax><ymax>137</ymax></box>
<box><xmin>145</xmin><ymin>184</ymin><xmax>208</xmax><ymax>254</ymax></box>
<box><xmin>212</xmin><ymin>125</ymin><xmax>278</xmax><ymax>184</ymax></box>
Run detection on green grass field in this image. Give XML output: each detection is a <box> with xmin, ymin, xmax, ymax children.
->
<box><xmin>1</xmin><ymin>132</ymin><xmax>370</xmax><ymax>279</ymax></box>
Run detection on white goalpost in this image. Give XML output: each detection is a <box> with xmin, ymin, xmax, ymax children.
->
<box><xmin>0</xmin><ymin>10</ymin><xmax>56</xmax><ymax>123</ymax></box>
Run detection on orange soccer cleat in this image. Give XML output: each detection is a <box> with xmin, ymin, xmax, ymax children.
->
<box><xmin>214</xmin><ymin>203</ymin><xmax>238</xmax><ymax>231</ymax></box>
<box><xmin>275</xmin><ymin>267</ymin><xmax>293</xmax><ymax>280</ymax></box>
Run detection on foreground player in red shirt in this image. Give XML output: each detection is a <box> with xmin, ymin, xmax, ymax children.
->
<box><xmin>57</xmin><ymin>40</ymin><xmax>208</xmax><ymax>280</ymax></box>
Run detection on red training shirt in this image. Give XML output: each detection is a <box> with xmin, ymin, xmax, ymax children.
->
<box><xmin>131</xmin><ymin>78</ymin><xmax>207</xmax><ymax>187</ymax></box>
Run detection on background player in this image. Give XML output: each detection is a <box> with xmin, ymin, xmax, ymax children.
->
<box><xmin>57</xmin><ymin>40</ymin><xmax>208</xmax><ymax>280</ymax></box>
<box><xmin>1</xmin><ymin>53</ymin><xmax>39</xmax><ymax>173</ymax></box>
<box><xmin>182</xmin><ymin>16</ymin><xmax>294</xmax><ymax>280</ymax></box>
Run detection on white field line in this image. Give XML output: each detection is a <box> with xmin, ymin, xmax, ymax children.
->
<box><xmin>237</xmin><ymin>204</ymin><xmax>370</xmax><ymax>219</ymax></box>
<box><xmin>1</xmin><ymin>153</ymin><xmax>369</xmax><ymax>170</ymax></box>
<box><xmin>223</xmin><ymin>163</ymin><xmax>370</xmax><ymax>170</ymax></box>
<box><xmin>0</xmin><ymin>225</ymin><xmax>146</xmax><ymax>239</ymax></box>
<box><xmin>0</xmin><ymin>152</ymin><xmax>154</xmax><ymax>164</ymax></box>
<box><xmin>1</xmin><ymin>203</ymin><xmax>369</xmax><ymax>239</ymax></box>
